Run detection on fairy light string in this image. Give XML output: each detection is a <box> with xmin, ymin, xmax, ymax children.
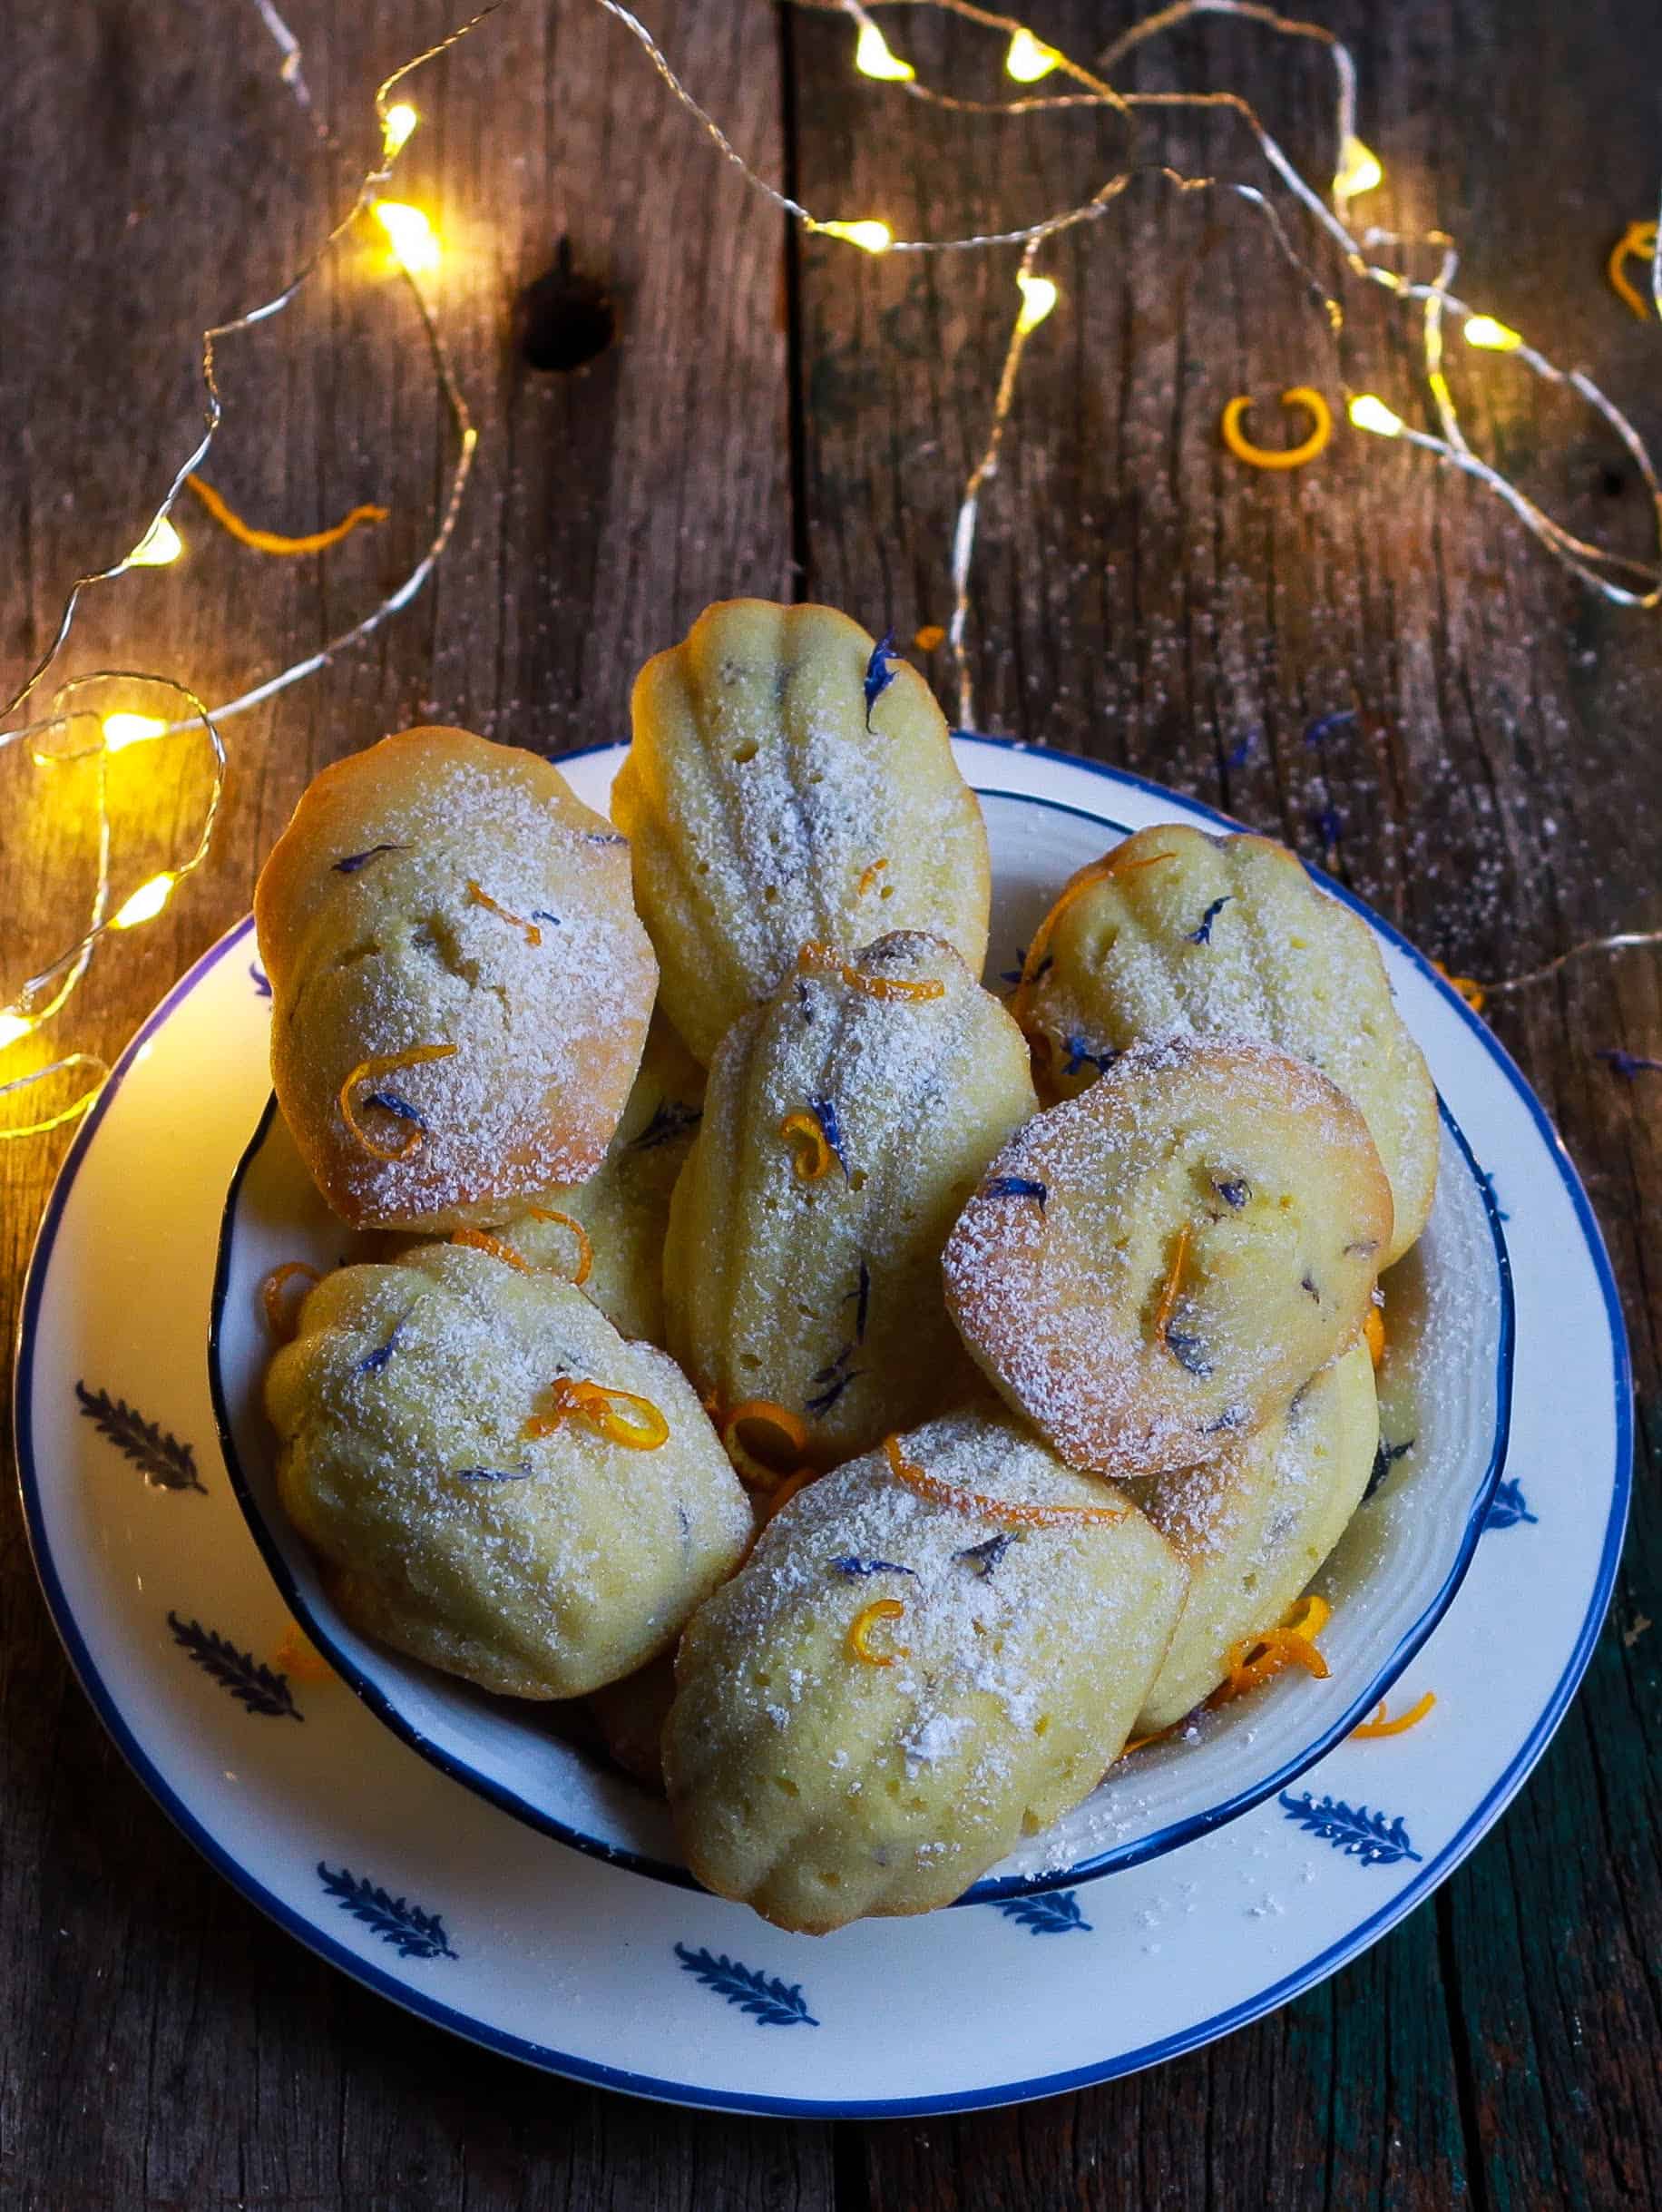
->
<box><xmin>2</xmin><ymin>0</ymin><xmax>1657</xmax><ymax>1134</ymax></box>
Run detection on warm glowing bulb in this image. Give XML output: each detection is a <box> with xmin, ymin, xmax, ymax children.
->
<box><xmin>102</xmin><ymin>712</ymin><xmax>169</xmax><ymax>752</ymax></box>
<box><xmin>1462</xmin><ymin>314</ymin><xmax>1522</xmax><ymax>352</ymax></box>
<box><xmin>382</xmin><ymin>102</ymin><xmax>418</xmax><ymax>155</ymax></box>
<box><xmin>128</xmin><ymin>516</ymin><xmax>182</xmax><ymax>567</ymax></box>
<box><xmin>112</xmin><ymin>873</ymin><xmax>178</xmax><ymax>930</ymax></box>
<box><xmin>1015</xmin><ymin>269</ymin><xmax>1059</xmax><ymax>334</ymax></box>
<box><xmin>1005</xmin><ymin>28</ymin><xmax>1061</xmax><ymax>82</ymax></box>
<box><xmin>0</xmin><ymin>1011</ymin><xmax>33</xmax><ymax>1053</ymax></box>
<box><xmin>1348</xmin><ymin>394</ymin><xmax>1405</xmax><ymax>438</ymax></box>
<box><xmin>855</xmin><ymin>22</ymin><xmax>914</xmax><ymax>81</ymax></box>
<box><xmin>1333</xmin><ymin>133</ymin><xmax>1383</xmax><ymax>201</ymax></box>
<box><xmin>816</xmin><ymin>219</ymin><xmax>894</xmax><ymax>255</ymax></box>
<box><xmin>375</xmin><ymin>201</ymin><xmax>440</xmax><ymax>274</ymax></box>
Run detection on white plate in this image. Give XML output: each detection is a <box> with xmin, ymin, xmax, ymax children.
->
<box><xmin>210</xmin><ymin>782</ymin><xmax>1511</xmax><ymax>1899</ymax></box>
<box><xmin>14</xmin><ymin>740</ymin><xmax>1630</xmax><ymax>2115</ymax></box>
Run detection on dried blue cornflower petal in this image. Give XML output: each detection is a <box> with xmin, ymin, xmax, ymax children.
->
<box><xmin>1309</xmin><ymin>804</ymin><xmax>1343</xmax><ymax>846</ymax></box>
<box><xmin>1062</xmin><ymin>1034</ymin><xmax>1117</xmax><ymax>1079</ymax></box>
<box><xmin>584</xmin><ymin>830</ymin><xmax>629</xmax><ymax>846</ymax></box>
<box><xmin>864</xmin><ymin>629</ymin><xmax>901</xmax><ymax>729</ymax></box>
<box><xmin>1300</xmin><ymin>1272</ymin><xmax>1321</xmax><ymax>1303</ymax></box>
<box><xmin>332</xmin><ymin>842</ymin><xmax>406</xmax><ymax>874</ymax></box>
<box><xmin>1201</xmin><ymin>1405</ymin><xmax>1249</xmax><ymax>1436</ymax></box>
<box><xmin>362</xmin><ymin>1090</ymin><xmax>425</xmax><ymax>1129</ymax></box>
<box><xmin>453</xmin><ymin>1463</ymin><xmax>535</xmax><ymax>1483</ymax></box>
<box><xmin>806</xmin><ymin>1343</ymin><xmax>863</xmax><ymax>1414</ymax></box>
<box><xmin>1597</xmin><ymin>1047</ymin><xmax>1662</xmax><ymax>1078</ymax></box>
<box><xmin>1304</xmin><ymin>709</ymin><xmax>1357</xmax><ymax>748</ymax></box>
<box><xmin>356</xmin><ymin>1322</ymin><xmax>405</xmax><ymax>1375</ymax></box>
<box><xmin>530</xmin><ymin>909</ymin><xmax>562</xmax><ymax>927</ymax></box>
<box><xmin>1166</xmin><ymin>1328</ymin><xmax>1213</xmax><ymax>1376</ymax></box>
<box><xmin>810</xmin><ymin>1095</ymin><xmax>850</xmax><ymax>1179</ymax></box>
<box><xmin>1186</xmin><ymin>895</ymin><xmax>1232</xmax><ymax>945</ymax></box>
<box><xmin>631</xmin><ymin>1099</ymin><xmax>702</xmax><ymax>1150</ymax></box>
<box><xmin>1214</xmin><ymin>1176</ymin><xmax>1250</xmax><ymax>1209</ymax></box>
<box><xmin>841</xmin><ymin>1258</ymin><xmax>872</xmax><ymax>1343</ymax></box>
<box><xmin>1226</xmin><ymin>730</ymin><xmax>1257</xmax><ymax>768</ymax></box>
<box><xmin>830</xmin><ymin>1555</ymin><xmax>917</xmax><ymax>1580</ymax></box>
<box><xmin>999</xmin><ymin>946</ymin><xmax>1052</xmax><ymax>987</ymax></box>
<box><xmin>957</xmin><ymin>1532</ymin><xmax>1016</xmax><ymax>1577</ymax></box>
<box><xmin>1364</xmin><ymin>1434</ymin><xmax>1414</xmax><ymax>1502</ymax></box>
<box><xmin>983</xmin><ymin>1175</ymin><xmax>1048</xmax><ymax>1211</ymax></box>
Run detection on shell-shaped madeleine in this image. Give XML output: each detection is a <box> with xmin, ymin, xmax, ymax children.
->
<box><xmin>1014</xmin><ymin>821</ymin><xmax>1437</xmax><ymax>1265</ymax></box>
<box><xmin>255</xmin><ymin>725</ymin><xmax>657</xmax><ymax>1233</ymax></box>
<box><xmin>499</xmin><ymin>1013</ymin><xmax>705</xmax><ymax>1345</ymax></box>
<box><xmin>662</xmin><ymin>1409</ymin><xmax>1188</xmax><ymax>1933</ymax></box>
<box><xmin>1132</xmin><ymin>1342</ymin><xmax>1379</xmax><ymax>1730</ymax></box>
<box><xmin>613</xmin><ymin>600</ymin><xmax>991</xmax><ymax>1062</ymax></box>
<box><xmin>663</xmin><ymin>933</ymin><xmax>1037</xmax><ymax>1471</ymax></box>
<box><xmin>263</xmin><ymin>1243</ymin><xmax>752</xmax><ymax>1699</ymax></box>
<box><xmin>943</xmin><ymin>1037</ymin><xmax>1392</xmax><ymax>1478</ymax></box>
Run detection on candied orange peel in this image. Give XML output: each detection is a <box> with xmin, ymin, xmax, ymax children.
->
<box><xmin>1152</xmin><ymin>1223</ymin><xmax>1192</xmax><ymax>1347</ymax></box>
<box><xmin>847</xmin><ymin>1598</ymin><xmax>909</xmax><ymax>1666</ymax></box>
<box><xmin>525</xmin><ymin>1376</ymin><xmax>670</xmax><ymax>1451</ymax></box>
<box><xmin>1352</xmin><ymin>1689</ymin><xmax>1436</xmax><ymax>1738</ymax></box>
<box><xmin>1220</xmin><ymin>387</ymin><xmax>1333</xmax><ymax>471</ymax></box>
<box><xmin>882</xmin><ymin>1434</ymin><xmax>1127</xmax><ymax>1529</ymax></box>
<box><xmin>452</xmin><ymin>1225</ymin><xmax>533</xmax><ymax>1273</ymax></box>
<box><xmin>184</xmin><ymin>471</ymin><xmax>387</xmax><ymax>555</ymax></box>
<box><xmin>261</xmin><ymin>1259</ymin><xmax>321</xmax><ymax>1338</ymax></box>
<box><xmin>1363</xmin><ymin>1299</ymin><xmax>1385</xmax><ymax>1369</ymax></box>
<box><xmin>523</xmin><ymin>1204</ymin><xmax>594</xmax><ymax>1286</ymax></box>
<box><xmin>338</xmin><ymin>1042</ymin><xmax>457</xmax><ymax>1161</ymax></box>
<box><xmin>467</xmin><ymin>880</ymin><xmax>543</xmax><ymax>946</ymax></box>
<box><xmin>797</xmin><ymin>939</ymin><xmax>944</xmax><ymax>1003</ymax></box>
<box><xmin>856</xmin><ymin>856</ymin><xmax>889</xmax><ymax>896</ymax></box>
<box><xmin>1210</xmin><ymin>1591</ymin><xmax>1332</xmax><ymax>1706</ymax></box>
<box><xmin>779</xmin><ymin>1108</ymin><xmax>835</xmax><ymax>1181</ymax></box>
<box><xmin>722</xmin><ymin>1398</ymin><xmax>809</xmax><ymax>1471</ymax></box>
<box><xmin>1608</xmin><ymin>219</ymin><xmax>1657</xmax><ymax>320</ymax></box>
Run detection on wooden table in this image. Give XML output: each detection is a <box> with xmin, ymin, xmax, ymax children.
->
<box><xmin>2</xmin><ymin>4</ymin><xmax>1657</xmax><ymax>2204</ymax></box>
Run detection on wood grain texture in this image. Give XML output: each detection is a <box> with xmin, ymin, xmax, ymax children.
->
<box><xmin>1</xmin><ymin>1</ymin><xmax>1658</xmax><ymax>2207</ymax></box>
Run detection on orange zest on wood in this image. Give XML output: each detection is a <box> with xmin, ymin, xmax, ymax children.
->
<box><xmin>847</xmin><ymin>1598</ymin><xmax>909</xmax><ymax>1666</ymax></box>
<box><xmin>1220</xmin><ymin>387</ymin><xmax>1333</xmax><ymax>471</ymax></box>
<box><xmin>779</xmin><ymin>1108</ymin><xmax>835</xmax><ymax>1181</ymax></box>
<box><xmin>882</xmin><ymin>1434</ymin><xmax>1128</xmax><ymax>1528</ymax></box>
<box><xmin>1210</xmin><ymin>1591</ymin><xmax>1333</xmax><ymax>1707</ymax></box>
<box><xmin>1352</xmin><ymin>1688</ymin><xmax>1437</xmax><ymax>1737</ymax></box>
<box><xmin>1608</xmin><ymin>220</ymin><xmax>1657</xmax><ymax>320</ymax></box>
<box><xmin>337</xmin><ymin>1042</ymin><xmax>457</xmax><ymax>1160</ymax></box>
<box><xmin>523</xmin><ymin>1205</ymin><xmax>593</xmax><ymax>1285</ymax></box>
<box><xmin>184</xmin><ymin>472</ymin><xmax>388</xmax><ymax>555</ymax></box>
<box><xmin>524</xmin><ymin>1376</ymin><xmax>670</xmax><ymax>1451</ymax></box>
<box><xmin>1363</xmin><ymin>1300</ymin><xmax>1385</xmax><ymax>1369</ymax></box>
<box><xmin>913</xmin><ymin>624</ymin><xmax>945</xmax><ymax>651</ymax></box>
<box><xmin>451</xmin><ymin>1225</ymin><xmax>533</xmax><ymax>1272</ymax></box>
<box><xmin>856</xmin><ymin>856</ymin><xmax>889</xmax><ymax>896</ymax></box>
<box><xmin>1432</xmin><ymin>959</ymin><xmax>1487</xmax><ymax>1014</ymax></box>
<box><xmin>797</xmin><ymin>939</ymin><xmax>945</xmax><ymax>1002</ymax></box>
<box><xmin>1151</xmin><ymin>1222</ymin><xmax>1191</xmax><ymax>1346</ymax></box>
<box><xmin>260</xmin><ymin>1260</ymin><xmax>321</xmax><ymax>1338</ymax></box>
<box><xmin>466</xmin><ymin>880</ymin><xmax>543</xmax><ymax>946</ymax></box>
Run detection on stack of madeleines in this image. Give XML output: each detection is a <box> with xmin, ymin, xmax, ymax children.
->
<box><xmin>258</xmin><ymin>598</ymin><xmax>1438</xmax><ymax>1934</ymax></box>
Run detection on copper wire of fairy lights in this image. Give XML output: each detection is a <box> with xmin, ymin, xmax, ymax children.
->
<box><xmin>1</xmin><ymin>0</ymin><xmax>1657</xmax><ymax>1135</ymax></box>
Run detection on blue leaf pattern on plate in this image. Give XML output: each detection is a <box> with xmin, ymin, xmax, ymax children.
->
<box><xmin>673</xmin><ymin>1943</ymin><xmax>818</xmax><ymax>2026</ymax></box>
<box><xmin>993</xmin><ymin>1889</ymin><xmax>1093</xmax><ymax>1934</ymax></box>
<box><xmin>75</xmin><ymin>1380</ymin><xmax>205</xmax><ymax>1493</ymax></box>
<box><xmin>1484</xmin><ymin>1477</ymin><xmax>1539</xmax><ymax>1530</ymax></box>
<box><xmin>167</xmin><ymin>1610</ymin><xmax>302</xmax><ymax>1719</ymax></box>
<box><xmin>1279</xmin><ymin>1791</ymin><xmax>1422</xmax><ymax>1866</ymax></box>
<box><xmin>318</xmin><ymin>1864</ymin><xmax>458</xmax><ymax>1959</ymax></box>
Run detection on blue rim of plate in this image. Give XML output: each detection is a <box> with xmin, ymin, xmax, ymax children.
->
<box><xmin>205</xmin><ymin>782</ymin><xmax>1517</xmax><ymax>1904</ymax></box>
<box><xmin>10</xmin><ymin>736</ymin><xmax>1631</xmax><ymax>2115</ymax></box>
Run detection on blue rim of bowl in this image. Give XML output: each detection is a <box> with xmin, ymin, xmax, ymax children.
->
<box><xmin>11</xmin><ymin>736</ymin><xmax>1631</xmax><ymax>2116</ymax></box>
<box><xmin>205</xmin><ymin>780</ymin><xmax>1518</xmax><ymax>1904</ymax></box>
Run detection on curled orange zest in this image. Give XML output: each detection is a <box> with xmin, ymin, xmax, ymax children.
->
<box><xmin>1608</xmin><ymin>220</ymin><xmax>1657</xmax><ymax>320</ymax></box>
<box><xmin>1352</xmin><ymin>1688</ymin><xmax>1436</xmax><ymax>1738</ymax></box>
<box><xmin>779</xmin><ymin>1108</ymin><xmax>834</xmax><ymax>1181</ymax></box>
<box><xmin>883</xmin><ymin>1434</ymin><xmax>1127</xmax><ymax>1529</ymax></box>
<box><xmin>1432</xmin><ymin>960</ymin><xmax>1487</xmax><ymax>1014</ymax></box>
<box><xmin>857</xmin><ymin>857</ymin><xmax>889</xmax><ymax>896</ymax></box>
<box><xmin>847</xmin><ymin>1598</ymin><xmax>909</xmax><ymax>1666</ymax></box>
<box><xmin>1152</xmin><ymin>1223</ymin><xmax>1191</xmax><ymax>1346</ymax></box>
<box><xmin>1210</xmin><ymin>1591</ymin><xmax>1333</xmax><ymax>1707</ymax></box>
<box><xmin>525</xmin><ymin>1376</ymin><xmax>670</xmax><ymax>1451</ymax></box>
<box><xmin>524</xmin><ymin>1205</ymin><xmax>593</xmax><ymax>1286</ymax></box>
<box><xmin>1220</xmin><ymin>387</ymin><xmax>1333</xmax><ymax>471</ymax></box>
<box><xmin>1119</xmin><ymin>1721</ymin><xmax>1180</xmax><ymax>1759</ymax></box>
<box><xmin>184</xmin><ymin>471</ymin><xmax>388</xmax><ymax>555</ymax></box>
<box><xmin>467</xmin><ymin>880</ymin><xmax>543</xmax><ymax>946</ymax></box>
<box><xmin>338</xmin><ymin>1042</ymin><xmax>457</xmax><ymax>1161</ymax></box>
<box><xmin>452</xmin><ymin>1225</ymin><xmax>533</xmax><ymax>1272</ymax></box>
<box><xmin>261</xmin><ymin>1260</ymin><xmax>321</xmax><ymax>1338</ymax></box>
<box><xmin>797</xmin><ymin>939</ymin><xmax>945</xmax><ymax>1002</ymax></box>
<box><xmin>722</xmin><ymin>1400</ymin><xmax>812</xmax><ymax>1493</ymax></box>
<box><xmin>1012</xmin><ymin>845</ymin><xmax>1177</xmax><ymax>1020</ymax></box>
<box><xmin>1363</xmin><ymin>1301</ymin><xmax>1385</xmax><ymax>1369</ymax></box>
<box><xmin>914</xmin><ymin>624</ymin><xmax>945</xmax><ymax>651</ymax></box>
<box><xmin>272</xmin><ymin>1620</ymin><xmax>335</xmax><ymax>1686</ymax></box>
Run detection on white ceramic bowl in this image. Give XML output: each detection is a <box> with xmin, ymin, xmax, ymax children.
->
<box><xmin>208</xmin><ymin>747</ymin><xmax>1511</xmax><ymax>1905</ymax></box>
